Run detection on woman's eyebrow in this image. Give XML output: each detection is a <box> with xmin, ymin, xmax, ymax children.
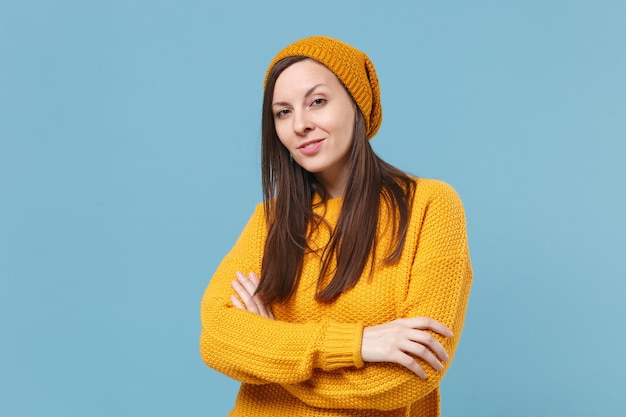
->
<box><xmin>304</xmin><ymin>83</ymin><xmax>326</xmax><ymax>98</ymax></box>
<box><xmin>272</xmin><ymin>83</ymin><xmax>327</xmax><ymax>107</ymax></box>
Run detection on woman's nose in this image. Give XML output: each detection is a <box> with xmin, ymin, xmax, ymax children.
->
<box><xmin>294</xmin><ymin>111</ymin><xmax>313</xmax><ymax>135</ymax></box>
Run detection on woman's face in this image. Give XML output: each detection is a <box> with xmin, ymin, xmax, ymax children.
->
<box><xmin>272</xmin><ymin>59</ymin><xmax>356</xmax><ymax>197</ymax></box>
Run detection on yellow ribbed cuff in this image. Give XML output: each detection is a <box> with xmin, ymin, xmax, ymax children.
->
<box><xmin>320</xmin><ymin>322</ymin><xmax>364</xmax><ymax>371</ymax></box>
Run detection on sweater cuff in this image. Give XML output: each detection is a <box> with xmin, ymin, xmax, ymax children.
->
<box><xmin>320</xmin><ymin>322</ymin><xmax>364</xmax><ymax>371</ymax></box>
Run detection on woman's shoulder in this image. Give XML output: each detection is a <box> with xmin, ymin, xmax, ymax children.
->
<box><xmin>410</xmin><ymin>177</ymin><xmax>465</xmax><ymax>212</ymax></box>
<box><xmin>253</xmin><ymin>201</ymin><xmax>265</xmax><ymax>215</ymax></box>
<box><xmin>413</xmin><ymin>177</ymin><xmax>461</xmax><ymax>198</ymax></box>
<box><xmin>238</xmin><ymin>202</ymin><xmax>266</xmax><ymax>231</ymax></box>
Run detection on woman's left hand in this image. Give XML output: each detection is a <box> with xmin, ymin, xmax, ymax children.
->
<box><xmin>230</xmin><ymin>271</ymin><xmax>274</xmax><ymax>319</ymax></box>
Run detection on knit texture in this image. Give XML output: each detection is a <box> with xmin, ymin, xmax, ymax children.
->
<box><xmin>265</xmin><ymin>36</ymin><xmax>382</xmax><ymax>139</ymax></box>
<box><xmin>200</xmin><ymin>178</ymin><xmax>472</xmax><ymax>416</ymax></box>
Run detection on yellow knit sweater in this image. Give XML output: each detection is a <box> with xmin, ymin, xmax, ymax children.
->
<box><xmin>200</xmin><ymin>178</ymin><xmax>472</xmax><ymax>416</ymax></box>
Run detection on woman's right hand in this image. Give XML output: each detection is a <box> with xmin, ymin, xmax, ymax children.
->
<box><xmin>230</xmin><ymin>271</ymin><xmax>274</xmax><ymax>320</ymax></box>
<box><xmin>361</xmin><ymin>317</ymin><xmax>452</xmax><ymax>379</ymax></box>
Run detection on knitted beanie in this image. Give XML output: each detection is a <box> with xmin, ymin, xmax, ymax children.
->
<box><xmin>265</xmin><ymin>36</ymin><xmax>382</xmax><ymax>139</ymax></box>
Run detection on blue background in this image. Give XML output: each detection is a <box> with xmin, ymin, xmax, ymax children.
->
<box><xmin>1</xmin><ymin>1</ymin><xmax>625</xmax><ymax>416</ymax></box>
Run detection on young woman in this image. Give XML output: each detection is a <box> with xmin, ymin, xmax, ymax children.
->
<box><xmin>200</xmin><ymin>36</ymin><xmax>472</xmax><ymax>417</ymax></box>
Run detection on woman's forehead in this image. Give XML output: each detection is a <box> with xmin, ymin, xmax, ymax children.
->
<box><xmin>273</xmin><ymin>60</ymin><xmax>342</xmax><ymax>99</ymax></box>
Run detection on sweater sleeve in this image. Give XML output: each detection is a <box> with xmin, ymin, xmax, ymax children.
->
<box><xmin>199</xmin><ymin>204</ymin><xmax>364</xmax><ymax>385</ymax></box>
<box><xmin>279</xmin><ymin>181</ymin><xmax>472</xmax><ymax>410</ymax></box>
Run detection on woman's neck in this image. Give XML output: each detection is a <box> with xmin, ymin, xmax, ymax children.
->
<box><xmin>314</xmin><ymin>164</ymin><xmax>349</xmax><ymax>199</ymax></box>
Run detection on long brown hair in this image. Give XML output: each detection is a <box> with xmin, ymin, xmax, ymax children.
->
<box><xmin>257</xmin><ymin>56</ymin><xmax>416</xmax><ymax>304</ymax></box>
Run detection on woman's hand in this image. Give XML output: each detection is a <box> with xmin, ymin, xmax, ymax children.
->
<box><xmin>230</xmin><ymin>271</ymin><xmax>274</xmax><ymax>319</ymax></box>
<box><xmin>361</xmin><ymin>317</ymin><xmax>452</xmax><ymax>379</ymax></box>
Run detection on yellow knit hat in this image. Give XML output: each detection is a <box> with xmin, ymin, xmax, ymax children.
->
<box><xmin>265</xmin><ymin>36</ymin><xmax>382</xmax><ymax>139</ymax></box>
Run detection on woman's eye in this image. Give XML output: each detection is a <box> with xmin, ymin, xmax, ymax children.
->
<box><xmin>275</xmin><ymin>109</ymin><xmax>290</xmax><ymax>118</ymax></box>
<box><xmin>311</xmin><ymin>98</ymin><xmax>326</xmax><ymax>106</ymax></box>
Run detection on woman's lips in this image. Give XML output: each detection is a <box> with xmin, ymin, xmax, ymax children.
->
<box><xmin>298</xmin><ymin>139</ymin><xmax>324</xmax><ymax>156</ymax></box>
